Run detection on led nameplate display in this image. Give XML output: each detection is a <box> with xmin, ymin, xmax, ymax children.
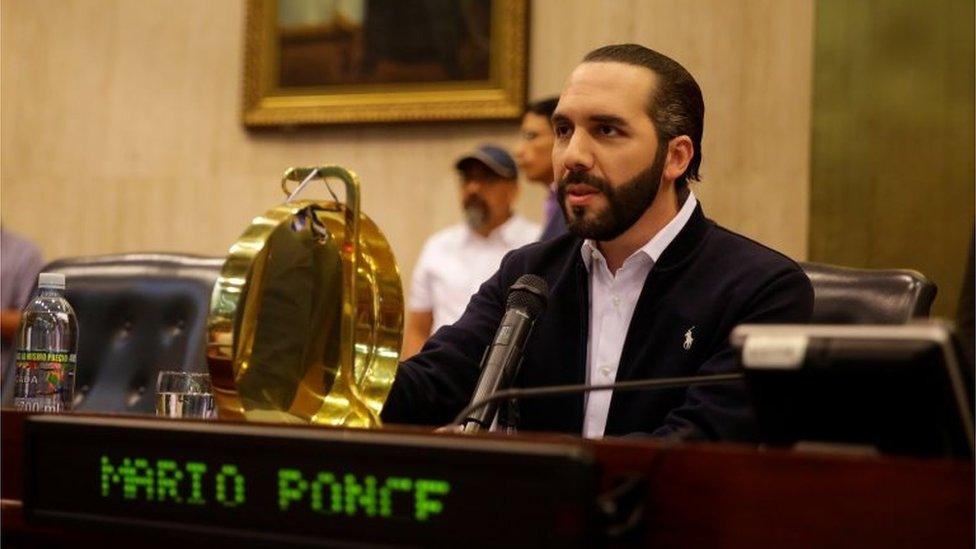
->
<box><xmin>98</xmin><ymin>456</ymin><xmax>449</xmax><ymax>522</ymax></box>
<box><xmin>25</xmin><ymin>416</ymin><xmax>595</xmax><ymax>547</ymax></box>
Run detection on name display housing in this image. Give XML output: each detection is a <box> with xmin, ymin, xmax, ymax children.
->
<box><xmin>24</xmin><ymin>416</ymin><xmax>596</xmax><ymax>547</ymax></box>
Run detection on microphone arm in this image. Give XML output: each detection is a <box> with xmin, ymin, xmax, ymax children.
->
<box><xmin>451</xmin><ymin>372</ymin><xmax>745</xmax><ymax>429</ymax></box>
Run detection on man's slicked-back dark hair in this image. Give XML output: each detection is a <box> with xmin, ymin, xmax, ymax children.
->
<box><xmin>524</xmin><ymin>96</ymin><xmax>559</xmax><ymax>119</ymax></box>
<box><xmin>583</xmin><ymin>44</ymin><xmax>704</xmax><ymax>187</ymax></box>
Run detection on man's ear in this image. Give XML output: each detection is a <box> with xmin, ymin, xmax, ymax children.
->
<box><xmin>663</xmin><ymin>136</ymin><xmax>694</xmax><ymax>183</ymax></box>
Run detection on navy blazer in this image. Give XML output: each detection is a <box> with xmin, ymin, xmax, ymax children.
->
<box><xmin>382</xmin><ymin>204</ymin><xmax>814</xmax><ymax>440</ymax></box>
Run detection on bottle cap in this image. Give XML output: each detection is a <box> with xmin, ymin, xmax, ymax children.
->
<box><xmin>38</xmin><ymin>272</ymin><xmax>66</xmax><ymax>290</ymax></box>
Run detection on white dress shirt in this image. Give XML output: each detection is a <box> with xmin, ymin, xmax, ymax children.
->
<box><xmin>410</xmin><ymin>214</ymin><xmax>540</xmax><ymax>333</ymax></box>
<box><xmin>581</xmin><ymin>192</ymin><xmax>698</xmax><ymax>438</ymax></box>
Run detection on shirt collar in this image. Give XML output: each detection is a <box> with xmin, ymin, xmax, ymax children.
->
<box><xmin>581</xmin><ymin>190</ymin><xmax>698</xmax><ymax>272</ymax></box>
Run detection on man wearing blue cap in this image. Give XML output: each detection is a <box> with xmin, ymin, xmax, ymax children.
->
<box><xmin>401</xmin><ymin>145</ymin><xmax>540</xmax><ymax>358</ymax></box>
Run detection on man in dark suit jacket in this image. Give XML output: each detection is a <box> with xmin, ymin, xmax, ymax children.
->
<box><xmin>382</xmin><ymin>44</ymin><xmax>814</xmax><ymax>440</ymax></box>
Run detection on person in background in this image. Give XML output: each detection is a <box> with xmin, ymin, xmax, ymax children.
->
<box><xmin>514</xmin><ymin>96</ymin><xmax>568</xmax><ymax>241</ymax></box>
<box><xmin>401</xmin><ymin>145</ymin><xmax>540</xmax><ymax>359</ymax></box>
<box><xmin>1</xmin><ymin>226</ymin><xmax>44</xmax><ymax>378</ymax></box>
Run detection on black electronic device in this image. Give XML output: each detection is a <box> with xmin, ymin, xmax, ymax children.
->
<box><xmin>24</xmin><ymin>416</ymin><xmax>596</xmax><ymax>547</ymax></box>
<box><xmin>731</xmin><ymin>322</ymin><xmax>975</xmax><ymax>458</ymax></box>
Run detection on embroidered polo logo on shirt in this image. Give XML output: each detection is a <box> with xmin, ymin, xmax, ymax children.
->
<box><xmin>683</xmin><ymin>326</ymin><xmax>695</xmax><ymax>350</ymax></box>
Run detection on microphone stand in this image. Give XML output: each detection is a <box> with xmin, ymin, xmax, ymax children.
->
<box><xmin>452</xmin><ymin>372</ymin><xmax>745</xmax><ymax>430</ymax></box>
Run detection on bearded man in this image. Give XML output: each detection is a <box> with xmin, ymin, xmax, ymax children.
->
<box><xmin>383</xmin><ymin>44</ymin><xmax>813</xmax><ymax>440</ymax></box>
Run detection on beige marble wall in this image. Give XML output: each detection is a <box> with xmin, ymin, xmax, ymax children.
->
<box><xmin>1</xmin><ymin>0</ymin><xmax>812</xmax><ymax>284</ymax></box>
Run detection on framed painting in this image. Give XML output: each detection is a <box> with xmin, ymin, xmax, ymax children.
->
<box><xmin>242</xmin><ymin>0</ymin><xmax>528</xmax><ymax>126</ymax></box>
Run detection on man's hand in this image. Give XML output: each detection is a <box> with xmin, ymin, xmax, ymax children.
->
<box><xmin>401</xmin><ymin>310</ymin><xmax>434</xmax><ymax>359</ymax></box>
<box><xmin>0</xmin><ymin>309</ymin><xmax>22</xmax><ymax>341</ymax></box>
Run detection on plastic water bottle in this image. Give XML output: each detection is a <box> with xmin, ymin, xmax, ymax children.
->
<box><xmin>13</xmin><ymin>273</ymin><xmax>78</xmax><ymax>412</ymax></box>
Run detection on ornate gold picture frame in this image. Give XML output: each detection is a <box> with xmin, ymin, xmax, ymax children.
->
<box><xmin>243</xmin><ymin>0</ymin><xmax>528</xmax><ymax>126</ymax></box>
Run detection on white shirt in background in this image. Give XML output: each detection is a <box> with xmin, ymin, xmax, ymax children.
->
<box><xmin>410</xmin><ymin>215</ymin><xmax>540</xmax><ymax>333</ymax></box>
<box><xmin>581</xmin><ymin>192</ymin><xmax>698</xmax><ymax>438</ymax></box>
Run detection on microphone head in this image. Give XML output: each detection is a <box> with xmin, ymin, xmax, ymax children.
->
<box><xmin>507</xmin><ymin>274</ymin><xmax>548</xmax><ymax>317</ymax></box>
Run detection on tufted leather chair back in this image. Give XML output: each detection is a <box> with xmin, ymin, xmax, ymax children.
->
<box><xmin>3</xmin><ymin>253</ymin><xmax>224</xmax><ymax>414</ymax></box>
<box><xmin>801</xmin><ymin>262</ymin><xmax>938</xmax><ymax>324</ymax></box>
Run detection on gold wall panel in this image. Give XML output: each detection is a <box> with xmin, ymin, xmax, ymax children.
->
<box><xmin>810</xmin><ymin>0</ymin><xmax>975</xmax><ymax>317</ymax></box>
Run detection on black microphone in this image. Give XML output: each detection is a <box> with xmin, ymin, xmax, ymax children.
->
<box><xmin>452</xmin><ymin>372</ymin><xmax>745</xmax><ymax>430</ymax></box>
<box><xmin>460</xmin><ymin>274</ymin><xmax>548</xmax><ymax>433</ymax></box>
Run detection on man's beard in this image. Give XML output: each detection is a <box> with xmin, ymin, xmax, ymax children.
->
<box><xmin>557</xmin><ymin>145</ymin><xmax>668</xmax><ymax>241</ymax></box>
<box><xmin>463</xmin><ymin>195</ymin><xmax>489</xmax><ymax>231</ymax></box>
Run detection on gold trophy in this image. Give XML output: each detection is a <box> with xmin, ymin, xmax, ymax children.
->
<box><xmin>206</xmin><ymin>166</ymin><xmax>403</xmax><ymax>427</ymax></box>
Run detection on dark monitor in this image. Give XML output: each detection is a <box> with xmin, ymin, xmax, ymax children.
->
<box><xmin>731</xmin><ymin>322</ymin><xmax>974</xmax><ymax>459</ymax></box>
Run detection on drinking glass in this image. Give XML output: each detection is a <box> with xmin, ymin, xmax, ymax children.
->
<box><xmin>155</xmin><ymin>371</ymin><xmax>216</xmax><ymax>419</ymax></box>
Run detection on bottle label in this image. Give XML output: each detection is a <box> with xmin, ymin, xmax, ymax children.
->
<box><xmin>15</xmin><ymin>350</ymin><xmax>77</xmax><ymax>412</ymax></box>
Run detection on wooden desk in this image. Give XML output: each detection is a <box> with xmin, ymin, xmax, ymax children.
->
<box><xmin>2</xmin><ymin>409</ymin><xmax>972</xmax><ymax>548</ymax></box>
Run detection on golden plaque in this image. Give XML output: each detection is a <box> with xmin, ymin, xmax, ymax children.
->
<box><xmin>207</xmin><ymin>166</ymin><xmax>402</xmax><ymax>427</ymax></box>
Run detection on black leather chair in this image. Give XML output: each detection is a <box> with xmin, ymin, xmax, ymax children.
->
<box><xmin>800</xmin><ymin>262</ymin><xmax>938</xmax><ymax>324</ymax></box>
<box><xmin>2</xmin><ymin>253</ymin><xmax>224</xmax><ymax>413</ymax></box>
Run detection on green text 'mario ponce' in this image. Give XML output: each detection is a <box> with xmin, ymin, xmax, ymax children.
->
<box><xmin>100</xmin><ymin>455</ymin><xmax>451</xmax><ymax>523</ymax></box>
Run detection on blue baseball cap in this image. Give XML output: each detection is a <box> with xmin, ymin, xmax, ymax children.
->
<box><xmin>455</xmin><ymin>144</ymin><xmax>519</xmax><ymax>180</ymax></box>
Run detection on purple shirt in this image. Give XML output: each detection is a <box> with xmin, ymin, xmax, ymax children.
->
<box><xmin>1</xmin><ymin>227</ymin><xmax>44</xmax><ymax>369</ymax></box>
<box><xmin>540</xmin><ymin>185</ymin><xmax>568</xmax><ymax>241</ymax></box>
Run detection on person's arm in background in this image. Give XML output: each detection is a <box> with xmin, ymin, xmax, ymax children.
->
<box><xmin>1</xmin><ymin>232</ymin><xmax>44</xmax><ymax>383</ymax></box>
<box><xmin>1</xmin><ymin>236</ymin><xmax>44</xmax><ymax>343</ymax></box>
<box><xmin>401</xmin><ymin>241</ymin><xmax>435</xmax><ymax>360</ymax></box>
<box><xmin>402</xmin><ymin>311</ymin><xmax>433</xmax><ymax>359</ymax></box>
<box><xmin>382</xmin><ymin>254</ymin><xmax>512</xmax><ymax>427</ymax></box>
